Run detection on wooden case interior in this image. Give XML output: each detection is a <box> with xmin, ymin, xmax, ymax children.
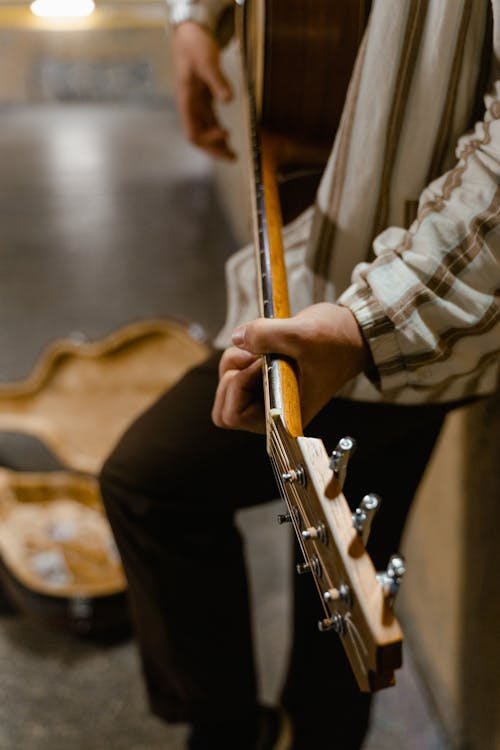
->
<box><xmin>0</xmin><ymin>317</ymin><xmax>211</xmax><ymax>600</ymax></box>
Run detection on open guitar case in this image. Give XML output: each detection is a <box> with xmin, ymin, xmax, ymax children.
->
<box><xmin>0</xmin><ymin>318</ymin><xmax>211</xmax><ymax>638</ymax></box>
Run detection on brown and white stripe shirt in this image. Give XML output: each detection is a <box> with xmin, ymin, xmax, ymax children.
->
<box><xmin>168</xmin><ymin>0</ymin><xmax>500</xmax><ymax>405</ymax></box>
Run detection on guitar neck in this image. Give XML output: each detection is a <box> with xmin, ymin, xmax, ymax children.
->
<box><xmin>234</xmin><ymin>0</ymin><xmax>403</xmax><ymax>694</ymax></box>
<box><xmin>244</xmin><ymin>83</ymin><xmax>303</xmax><ymax>440</ymax></box>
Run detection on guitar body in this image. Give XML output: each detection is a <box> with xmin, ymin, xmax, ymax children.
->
<box><xmin>245</xmin><ymin>0</ymin><xmax>367</xmax><ymax>164</ymax></box>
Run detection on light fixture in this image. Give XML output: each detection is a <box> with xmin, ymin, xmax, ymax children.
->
<box><xmin>30</xmin><ymin>0</ymin><xmax>96</xmax><ymax>18</ymax></box>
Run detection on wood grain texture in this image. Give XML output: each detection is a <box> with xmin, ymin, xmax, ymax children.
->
<box><xmin>270</xmin><ymin>414</ymin><xmax>403</xmax><ymax>692</ymax></box>
<box><xmin>260</xmin><ymin>0</ymin><xmax>365</xmax><ymax>147</ymax></box>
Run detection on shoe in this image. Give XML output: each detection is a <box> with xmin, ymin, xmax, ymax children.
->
<box><xmin>187</xmin><ymin>704</ymin><xmax>293</xmax><ymax>750</ymax></box>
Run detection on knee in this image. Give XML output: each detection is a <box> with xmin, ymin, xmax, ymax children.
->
<box><xmin>98</xmin><ymin>431</ymin><xmax>179</xmax><ymax>521</ymax></box>
<box><xmin>98</xmin><ymin>426</ymin><xmax>155</xmax><ymax>518</ymax></box>
<box><xmin>99</xmin><ymin>450</ymin><xmax>157</xmax><ymax>529</ymax></box>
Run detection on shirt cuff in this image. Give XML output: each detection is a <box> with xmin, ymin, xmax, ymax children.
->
<box><xmin>166</xmin><ymin>1</ymin><xmax>218</xmax><ymax>34</ymax></box>
<box><xmin>338</xmin><ymin>284</ymin><xmax>410</xmax><ymax>394</ymax></box>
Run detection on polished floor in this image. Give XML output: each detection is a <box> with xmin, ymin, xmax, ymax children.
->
<box><xmin>0</xmin><ymin>103</ymin><xmax>449</xmax><ymax>750</ymax></box>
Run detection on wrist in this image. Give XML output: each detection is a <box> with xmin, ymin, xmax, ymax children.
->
<box><xmin>338</xmin><ymin>305</ymin><xmax>375</xmax><ymax>380</ymax></box>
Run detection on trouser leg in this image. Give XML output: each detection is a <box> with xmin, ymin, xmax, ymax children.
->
<box><xmin>281</xmin><ymin>397</ymin><xmax>450</xmax><ymax>749</ymax></box>
<box><xmin>99</xmin><ymin>352</ymin><xmax>278</xmax><ymax>724</ymax></box>
<box><xmin>100</xmin><ymin>345</ymin><xmax>457</xmax><ymax>744</ymax></box>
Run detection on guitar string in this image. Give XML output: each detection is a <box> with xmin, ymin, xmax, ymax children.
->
<box><xmin>269</xmin><ymin>419</ymin><xmax>374</xmax><ymax>675</ymax></box>
<box><xmin>270</xmin><ymin>423</ymin><xmax>368</xmax><ymax>674</ymax></box>
<box><xmin>268</xmin><ymin>420</ymin><xmax>331</xmax><ymax>619</ymax></box>
<box><xmin>268</xmin><ymin>425</ymin><xmax>315</xmax><ymax>569</ymax></box>
<box><xmin>269</xmin><ymin>450</ymin><xmax>332</xmax><ymax>624</ymax></box>
<box><xmin>242</xmin><ymin>12</ymin><xmax>371</xmax><ymax>681</ymax></box>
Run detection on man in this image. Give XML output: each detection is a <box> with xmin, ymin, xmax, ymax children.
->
<box><xmin>99</xmin><ymin>2</ymin><xmax>500</xmax><ymax>748</ymax></box>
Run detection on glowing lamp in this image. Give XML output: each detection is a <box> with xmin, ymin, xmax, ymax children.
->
<box><xmin>30</xmin><ymin>0</ymin><xmax>96</xmax><ymax>18</ymax></box>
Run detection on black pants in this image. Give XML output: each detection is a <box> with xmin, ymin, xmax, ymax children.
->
<box><xmin>99</xmin><ymin>351</ymin><xmax>454</xmax><ymax>748</ymax></box>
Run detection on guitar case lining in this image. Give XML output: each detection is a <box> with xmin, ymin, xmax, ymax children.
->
<box><xmin>0</xmin><ymin>317</ymin><xmax>211</xmax><ymax>475</ymax></box>
<box><xmin>0</xmin><ymin>469</ymin><xmax>123</xmax><ymax>598</ymax></box>
<box><xmin>0</xmin><ymin>317</ymin><xmax>211</xmax><ymax>635</ymax></box>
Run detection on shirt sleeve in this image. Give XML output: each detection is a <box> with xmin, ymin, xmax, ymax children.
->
<box><xmin>338</xmin><ymin>82</ymin><xmax>500</xmax><ymax>402</ymax></box>
<box><xmin>165</xmin><ymin>0</ymin><xmax>232</xmax><ymax>36</ymax></box>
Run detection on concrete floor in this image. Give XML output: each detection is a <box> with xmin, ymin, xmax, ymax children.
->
<box><xmin>0</xmin><ymin>103</ymin><xmax>450</xmax><ymax>750</ymax></box>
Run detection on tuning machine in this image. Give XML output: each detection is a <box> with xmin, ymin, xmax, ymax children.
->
<box><xmin>277</xmin><ymin>505</ymin><xmax>300</xmax><ymax>527</ymax></box>
<box><xmin>329</xmin><ymin>436</ymin><xmax>356</xmax><ymax>489</ymax></box>
<box><xmin>318</xmin><ymin>611</ymin><xmax>346</xmax><ymax>635</ymax></box>
<box><xmin>323</xmin><ymin>583</ymin><xmax>352</xmax><ymax>607</ymax></box>
<box><xmin>296</xmin><ymin>554</ymin><xmax>322</xmax><ymax>578</ymax></box>
<box><xmin>352</xmin><ymin>493</ymin><xmax>381</xmax><ymax>545</ymax></box>
<box><xmin>377</xmin><ymin>554</ymin><xmax>406</xmax><ymax>607</ymax></box>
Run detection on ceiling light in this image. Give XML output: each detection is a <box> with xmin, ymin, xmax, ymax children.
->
<box><xmin>30</xmin><ymin>0</ymin><xmax>96</xmax><ymax>18</ymax></box>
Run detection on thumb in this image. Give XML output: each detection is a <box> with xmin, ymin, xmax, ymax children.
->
<box><xmin>232</xmin><ymin>318</ymin><xmax>299</xmax><ymax>358</ymax></box>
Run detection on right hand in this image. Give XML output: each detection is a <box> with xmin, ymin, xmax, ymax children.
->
<box><xmin>171</xmin><ymin>21</ymin><xmax>235</xmax><ymax>160</ymax></box>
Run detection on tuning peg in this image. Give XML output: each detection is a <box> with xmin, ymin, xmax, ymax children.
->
<box><xmin>318</xmin><ymin>611</ymin><xmax>346</xmax><ymax>635</ymax></box>
<box><xmin>329</xmin><ymin>436</ymin><xmax>357</xmax><ymax>489</ymax></box>
<box><xmin>296</xmin><ymin>561</ymin><xmax>311</xmax><ymax>575</ymax></box>
<box><xmin>281</xmin><ymin>466</ymin><xmax>305</xmax><ymax>486</ymax></box>
<box><xmin>323</xmin><ymin>584</ymin><xmax>352</xmax><ymax>607</ymax></box>
<box><xmin>296</xmin><ymin>555</ymin><xmax>321</xmax><ymax>578</ymax></box>
<box><xmin>302</xmin><ymin>522</ymin><xmax>327</xmax><ymax>543</ymax></box>
<box><xmin>377</xmin><ymin>554</ymin><xmax>406</xmax><ymax>607</ymax></box>
<box><xmin>352</xmin><ymin>493</ymin><xmax>381</xmax><ymax>544</ymax></box>
<box><xmin>277</xmin><ymin>506</ymin><xmax>300</xmax><ymax>526</ymax></box>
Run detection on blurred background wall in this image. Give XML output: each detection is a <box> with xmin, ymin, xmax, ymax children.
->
<box><xmin>0</xmin><ymin>3</ymin><xmax>498</xmax><ymax>749</ymax></box>
<box><xmin>0</xmin><ymin>1</ymin><xmax>173</xmax><ymax>105</ymax></box>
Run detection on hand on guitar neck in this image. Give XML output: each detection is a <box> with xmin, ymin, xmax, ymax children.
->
<box><xmin>211</xmin><ymin>302</ymin><xmax>373</xmax><ymax>433</ymax></box>
<box><xmin>171</xmin><ymin>21</ymin><xmax>236</xmax><ymax>160</ymax></box>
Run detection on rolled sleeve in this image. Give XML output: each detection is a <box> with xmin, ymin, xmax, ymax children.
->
<box><xmin>338</xmin><ymin>96</ymin><xmax>500</xmax><ymax>402</ymax></box>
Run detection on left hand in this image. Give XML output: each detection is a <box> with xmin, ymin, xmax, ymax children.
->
<box><xmin>171</xmin><ymin>22</ymin><xmax>235</xmax><ymax>160</ymax></box>
<box><xmin>211</xmin><ymin>303</ymin><xmax>372</xmax><ymax>433</ymax></box>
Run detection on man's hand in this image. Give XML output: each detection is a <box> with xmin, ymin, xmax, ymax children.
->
<box><xmin>211</xmin><ymin>303</ymin><xmax>372</xmax><ymax>433</ymax></box>
<box><xmin>172</xmin><ymin>22</ymin><xmax>235</xmax><ymax>160</ymax></box>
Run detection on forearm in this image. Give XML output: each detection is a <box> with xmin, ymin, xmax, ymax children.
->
<box><xmin>339</xmin><ymin>87</ymin><xmax>500</xmax><ymax>401</ymax></box>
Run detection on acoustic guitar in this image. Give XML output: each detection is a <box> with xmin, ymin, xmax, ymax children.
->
<box><xmin>236</xmin><ymin>0</ymin><xmax>404</xmax><ymax>692</ymax></box>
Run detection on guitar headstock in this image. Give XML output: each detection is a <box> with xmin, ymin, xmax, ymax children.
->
<box><xmin>269</xmin><ymin>410</ymin><xmax>404</xmax><ymax>692</ymax></box>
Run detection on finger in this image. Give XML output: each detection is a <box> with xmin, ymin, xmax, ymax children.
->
<box><xmin>176</xmin><ymin>77</ymin><xmax>215</xmax><ymax>132</ymax></box>
<box><xmin>232</xmin><ymin>317</ymin><xmax>302</xmax><ymax>359</ymax></box>
<box><xmin>196</xmin><ymin>128</ymin><xmax>236</xmax><ymax>160</ymax></box>
<box><xmin>181</xmin><ymin>115</ymin><xmax>235</xmax><ymax>159</ymax></box>
<box><xmin>204</xmin><ymin>145</ymin><xmax>236</xmax><ymax>160</ymax></box>
<box><xmin>212</xmin><ymin>360</ymin><xmax>265</xmax><ymax>432</ymax></box>
<box><xmin>218</xmin><ymin>346</ymin><xmax>259</xmax><ymax>378</ymax></box>
<box><xmin>202</xmin><ymin>63</ymin><xmax>233</xmax><ymax>103</ymax></box>
<box><xmin>181</xmin><ymin>94</ymin><xmax>236</xmax><ymax>159</ymax></box>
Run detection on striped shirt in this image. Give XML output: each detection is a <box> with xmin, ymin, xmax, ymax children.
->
<box><xmin>167</xmin><ymin>0</ymin><xmax>500</xmax><ymax>405</ymax></box>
